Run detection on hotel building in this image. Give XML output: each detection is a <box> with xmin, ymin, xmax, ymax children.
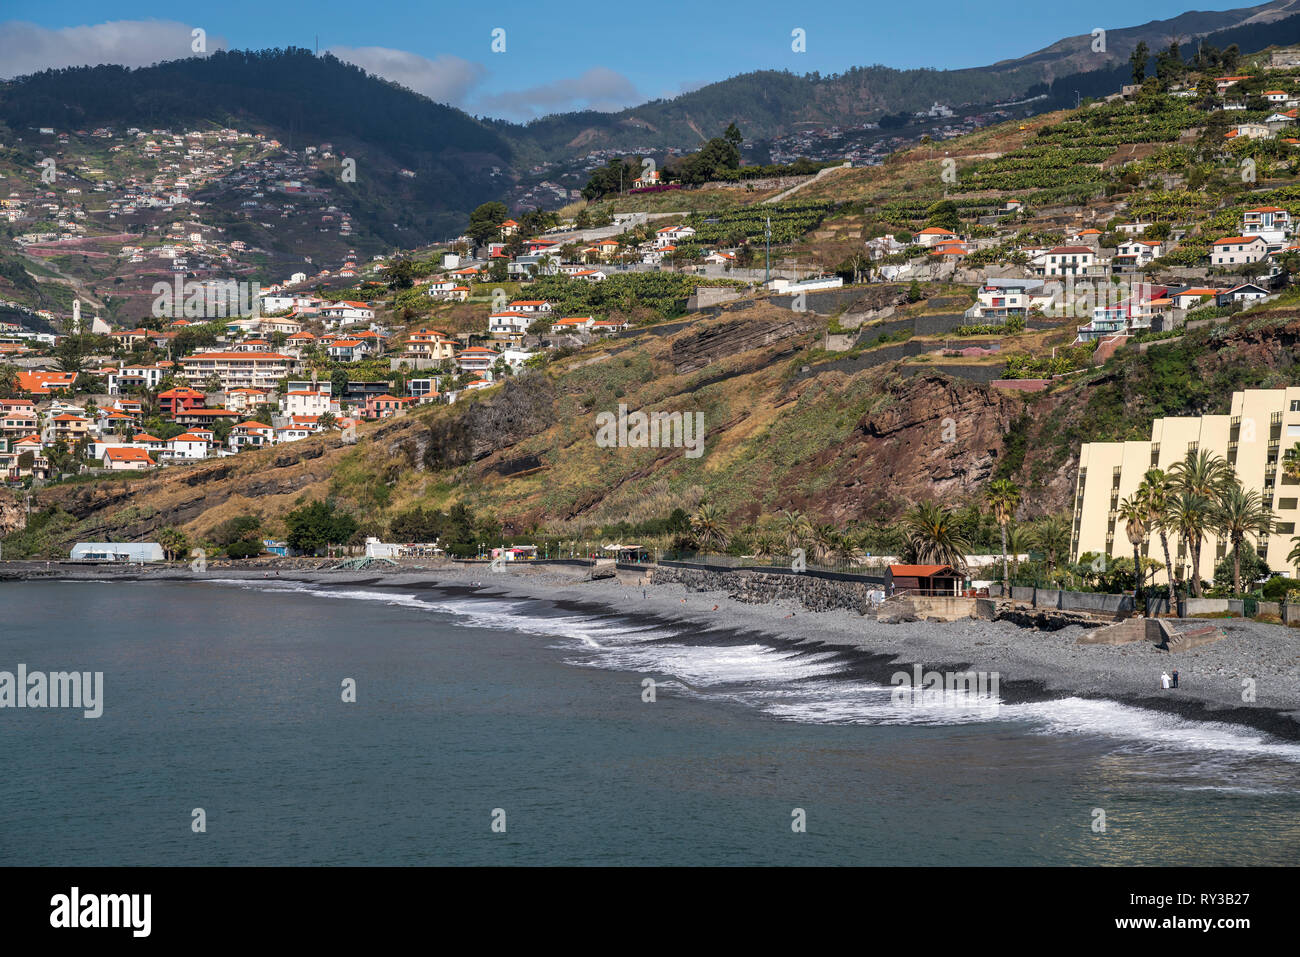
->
<box><xmin>1072</xmin><ymin>388</ymin><xmax>1300</xmax><ymax>585</ymax></box>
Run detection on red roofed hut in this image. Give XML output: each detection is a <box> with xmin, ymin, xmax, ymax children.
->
<box><xmin>886</xmin><ymin>564</ymin><xmax>963</xmax><ymax>596</ymax></box>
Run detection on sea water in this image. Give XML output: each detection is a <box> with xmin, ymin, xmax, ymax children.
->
<box><xmin>1</xmin><ymin>580</ymin><xmax>1297</xmax><ymax>866</ymax></box>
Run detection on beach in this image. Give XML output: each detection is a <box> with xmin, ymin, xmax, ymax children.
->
<box><xmin>6</xmin><ymin>559</ymin><xmax>1299</xmax><ymax>741</ymax></box>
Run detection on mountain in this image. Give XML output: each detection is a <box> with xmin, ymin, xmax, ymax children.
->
<box><xmin>500</xmin><ymin>0</ymin><xmax>1300</xmax><ymax>159</ymax></box>
<box><xmin>3</xmin><ymin>1</ymin><xmax>1300</xmax><ymax>238</ymax></box>
<box><xmin>0</xmin><ymin>48</ymin><xmax>514</xmax><ymax>241</ymax></box>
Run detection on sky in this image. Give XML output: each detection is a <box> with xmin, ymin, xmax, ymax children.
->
<box><xmin>0</xmin><ymin>0</ymin><xmax>1263</xmax><ymax>123</ymax></box>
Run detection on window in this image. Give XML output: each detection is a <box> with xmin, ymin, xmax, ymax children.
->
<box><xmin>1280</xmin><ymin>498</ymin><xmax>1298</xmax><ymax>510</ymax></box>
<box><xmin>1277</xmin><ymin>523</ymin><xmax>1296</xmax><ymax>535</ymax></box>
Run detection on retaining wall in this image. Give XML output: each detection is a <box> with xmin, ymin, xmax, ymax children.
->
<box><xmin>651</xmin><ymin>563</ymin><xmax>878</xmax><ymax>613</ymax></box>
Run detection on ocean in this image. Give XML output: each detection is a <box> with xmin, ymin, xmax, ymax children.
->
<box><xmin>1</xmin><ymin>579</ymin><xmax>1298</xmax><ymax>866</ymax></box>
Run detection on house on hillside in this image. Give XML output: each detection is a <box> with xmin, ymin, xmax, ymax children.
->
<box><xmin>1041</xmin><ymin>245</ymin><xmax>1096</xmax><ymax>277</ymax></box>
<box><xmin>914</xmin><ymin>227</ymin><xmax>958</xmax><ymax>248</ymax></box>
<box><xmin>1210</xmin><ymin>236</ymin><xmax>1268</xmax><ymax>266</ymax></box>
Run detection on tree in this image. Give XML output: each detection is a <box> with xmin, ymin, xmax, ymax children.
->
<box><xmin>985</xmin><ymin>479</ymin><xmax>1021</xmax><ymax>592</ymax></box>
<box><xmin>467</xmin><ymin>201</ymin><xmax>509</xmax><ymax>246</ymax></box>
<box><xmin>900</xmin><ymin>501</ymin><xmax>971</xmax><ymax>571</ymax></box>
<box><xmin>925</xmin><ymin>199</ymin><xmax>960</xmax><ymax>233</ymax></box>
<box><xmin>285</xmin><ymin>500</ymin><xmax>358</xmax><ymax>556</ymax></box>
<box><xmin>777</xmin><ymin>509</ymin><xmax>812</xmax><ymax>551</ymax></box>
<box><xmin>1168</xmin><ymin>449</ymin><xmax>1234</xmax><ymax>596</ymax></box>
<box><xmin>691</xmin><ymin>503</ymin><xmax>730</xmax><ymax>552</ymax></box>
<box><xmin>1118</xmin><ymin>495</ymin><xmax>1148</xmax><ymax>614</ymax></box>
<box><xmin>1283</xmin><ymin>442</ymin><xmax>1300</xmax><ymax>484</ymax></box>
<box><xmin>385</xmin><ymin>259</ymin><xmax>415</xmax><ymax>290</ymax></box>
<box><xmin>906</xmin><ymin>280</ymin><xmax>923</xmax><ymax>303</ymax></box>
<box><xmin>1214</xmin><ymin>549</ymin><xmax>1269</xmax><ymax>592</ymax></box>
<box><xmin>1210</xmin><ymin>482</ymin><xmax>1274</xmax><ymax>595</ymax></box>
<box><xmin>157</xmin><ymin>526</ymin><xmax>189</xmax><ymax>562</ymax></box>
<box><xmin>1288</xmin><ymin>535</ymin><xmax>1300</xmax><ymax>577</ymax></box>
<box><xmin>723</xmin><ymin>122</ymin><xmax>743</xmax><ymax>149</ymax></box>
<box><xmin>1138</xmin><ymin>468</ymin><xmax>1179</xmax><ymax>608</ymax></box>
<box><xmin>1029</xmin><ymin>514</ymin><xmax>1071</xmax><ymax>578</ymax></box>
<box><xmin>0</xmin><ymin>364</ymin><xmax>18</xmax><ymax>399</ymax></box>
<box><xmin>1130</xmin><ymin>41</ymin><xmax>1149</xmax><ymax>84</ymax></box>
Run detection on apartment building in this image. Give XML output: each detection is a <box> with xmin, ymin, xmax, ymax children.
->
<box><xmin>1072</xmin><ymin>388</ymin><xmax>1300</xmax><ymax>586</ymax></box>
<box><xmin>180</xmin><ymin>350</ymin><xmax>296</xmax><ymax>390</ymax></box>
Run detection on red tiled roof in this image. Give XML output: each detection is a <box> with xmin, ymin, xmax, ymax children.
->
<box><xmin>889</xmin><ymin>564</ymin><xmax>957</xmax><ymax>577</ymax></box>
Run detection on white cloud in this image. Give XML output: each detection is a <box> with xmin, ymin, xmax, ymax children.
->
<box><xmin>327</xmin><ymin>45</ymin><xmax>486</xmax><ymax>107</ymax></box>
<box><xmin>0</xmin><ymin>24</ymin><xmax>644</xmax><ymax>123</ymax></box>
<box><xmin>0</xmin><ymin>19</ymin><xmax>225</xmax><ymax>80</ymax></box>
<box><xmin>471</xmin><ymin>67</ymin><xmax>644</xmax><ymax>121</ymax></box>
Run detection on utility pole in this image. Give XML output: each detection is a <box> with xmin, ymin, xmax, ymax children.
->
<box><xmin>764</xmin><ymin>216</ymin><xmax>771</xmax><ymax>285</ymax></box>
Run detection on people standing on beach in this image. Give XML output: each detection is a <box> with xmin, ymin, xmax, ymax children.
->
<box><xmin>1160</xmin><ymin>671</ymin><xmax>1171</xmax><ymax>690</ymax></box>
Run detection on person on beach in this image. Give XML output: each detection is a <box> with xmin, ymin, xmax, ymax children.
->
<box><xmin>1160</xmin><ymin>671</ymin><xmax>1171</xmax><ymax>690</ymax></box>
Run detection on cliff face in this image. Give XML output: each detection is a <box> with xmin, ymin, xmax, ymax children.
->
<box><xmin>0</xmin><ymin>492</ymin><xmax>25</xmax><ymax>537</ymax></box>
<box><xmin>8</xmin><ymin>307</ymin><xmax>1097</xmax><ymax>555</ymax></box>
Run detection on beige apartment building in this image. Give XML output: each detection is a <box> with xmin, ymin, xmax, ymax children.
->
<box><xmin>1072</xmin><ymin>388</ymin><xmax>1300</xmax><ymax>586</ymax></box>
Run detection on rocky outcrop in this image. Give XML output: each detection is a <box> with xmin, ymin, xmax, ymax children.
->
<box><xmin>415</xmin><ymin>372</ymin><xmax>557</xmax><ymax>470</ymax></box>
<box><xmin>0</xmin><ymin>492</ymin><xmax>25</xmax><ymax>536</ymax></box>
<box><xmin>669</xmin><ymin>311</ymin><xmax>818</xmax><ymax>374</ymax></box>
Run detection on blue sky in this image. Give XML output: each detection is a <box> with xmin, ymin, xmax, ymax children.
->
<box><xmin>0</xmin><ymin>0</ymin><xmax>1259</xmax><ymax>121</ymax></box>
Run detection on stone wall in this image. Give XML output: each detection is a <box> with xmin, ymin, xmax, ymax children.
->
<box><xmin>651</xmin><ymin>564</ymin><xmax>877</xmax><ymax>614</ymax></box>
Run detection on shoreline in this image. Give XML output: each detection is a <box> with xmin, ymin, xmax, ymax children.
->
<box><xmin>6</xmin><ymin>560</ymin><xmax>1300</xmax><ymax>742</ymax></box>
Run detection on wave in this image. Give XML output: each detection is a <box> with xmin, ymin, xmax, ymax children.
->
<box><xmin>205</xmin><ymin>579</ymin><xmax>1300</xmax><ymax>764</ymax></box>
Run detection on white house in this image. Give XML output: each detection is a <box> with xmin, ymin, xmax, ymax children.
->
<box><xmin>914</xmin><ymin>227</ymin><xmax>958</xmax><ymax>248</ymax></box>
<box><xmin>103</xmin><ymin>446</ymin><xmax>155</xmax><ymax>470</ymax></box>
<box><xmin>163</xmin><ymin>431</ymin><xmax>212</xmax><ymax>461</ymax></box>
<box><xmin>319</xmin><ymin>301</ymin><xmax>375</xmax><ymax>326</ymax></box>
<box><xmin>488</xmin><ymin>311</ymin><xmax>537</xmax><ymax>335</ymax></box>
<box><xmin>281</xmin><ymin>387</ymin><xmax>331</xmax><ymax>418</ymax></box>
<box><xmin>1211</xmin><ymin>236</ymin><xmax>1268</xmax><ymax>266</ymax></box>
<box><xmin>654</xmin><ymin>225</ymin><xmax>696</xmax><ymax>247</ymax></box>
<box><xmin>1243</xmin><ymin>207</ymin><xmax>1292</xmax><ymax>247</ymax></box>
<box><xmin>1042</xmin><ymin>245</ymin><xmax>1096</xmax><ymax>276</ymax></box>
<box><xmin>1114</xmin><ymin>239</ymin><xmax>1164</xmax><ymax>268</ymax></box>
<box><xmin>229</xmin><ymin>421</ymin><xmax>275</xmax><ymax>451</ymax></box>
<box><xmin>966</xmin><ymin>279</ymin><xmax>1045</xmax><ymax>321</ymax></box>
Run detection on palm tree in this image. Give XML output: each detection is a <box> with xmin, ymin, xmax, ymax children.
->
<box><xmin>1288</xmin><ymin>536</ymin><xmax>1300</xmax><ymax>577</ymax></box>
<box><xmin>985</xmin><ymin>478</ymin><xmax>1021</xmax><ymax>592</ymax></box>
<box><xmin>1029</xmin><ymin>514</ymin><xmax>1071</xmax><ymax>579</ymax></box>
<box><xmin>777</xmin><ymin>509</ymin><xmax>812</xmax><ymax>553</ymax></box>
<box><xmin>1283</xmin><ymin>442</ymin><xmax>1300</xmax><ymax>484</ymax></box>
<box><xmin>1168</xmin><ymin>491</ymin><xmax>1212</xmax><ymax>598</ymax></box>
<box><xmin>1137</xmin><ymin>468</ymin><xmax>1179</xmax><ymax>607</ymax></box>
<box><xmin>751</xmin><ymin>532</ymin><xmax>780</xmax><ymax>561</ymax></box>
<box><xmin>1006</xmin><ymin>522</ymin><xmax>1029</xmax><ymax>577</ymax></box>
<box><xmin>1118</xmin><ymin>495</ymin><xmax>1148</xmax><ymax>615</ymax></box>
<box><xmin>1210</xmin><ymin>482</ymin><xmax>1274</xmax><ymax>594</ymax></box>
<box><xmin>810</xmin><ymin>523</ymin><xmax>839</xmax><ymax>563</ymax></box>
<box><xmin>1169</xmin><ymin>450</ymin><xmax>1234</xmax><ymax>596</ymax></box>
<box><xmin>157</xmin><ymin>526</ymin><xmax>188</xmax><ymax>562</ymax></box>
<box><xmin>901</xmin><ymin>501</ymin><xmax>971</xmax><ymax>572</ymax></box>
<box><xmin>691</xmin><ymin>503</ymin><xmax>730</xmax><ymax>553</ymax></box>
